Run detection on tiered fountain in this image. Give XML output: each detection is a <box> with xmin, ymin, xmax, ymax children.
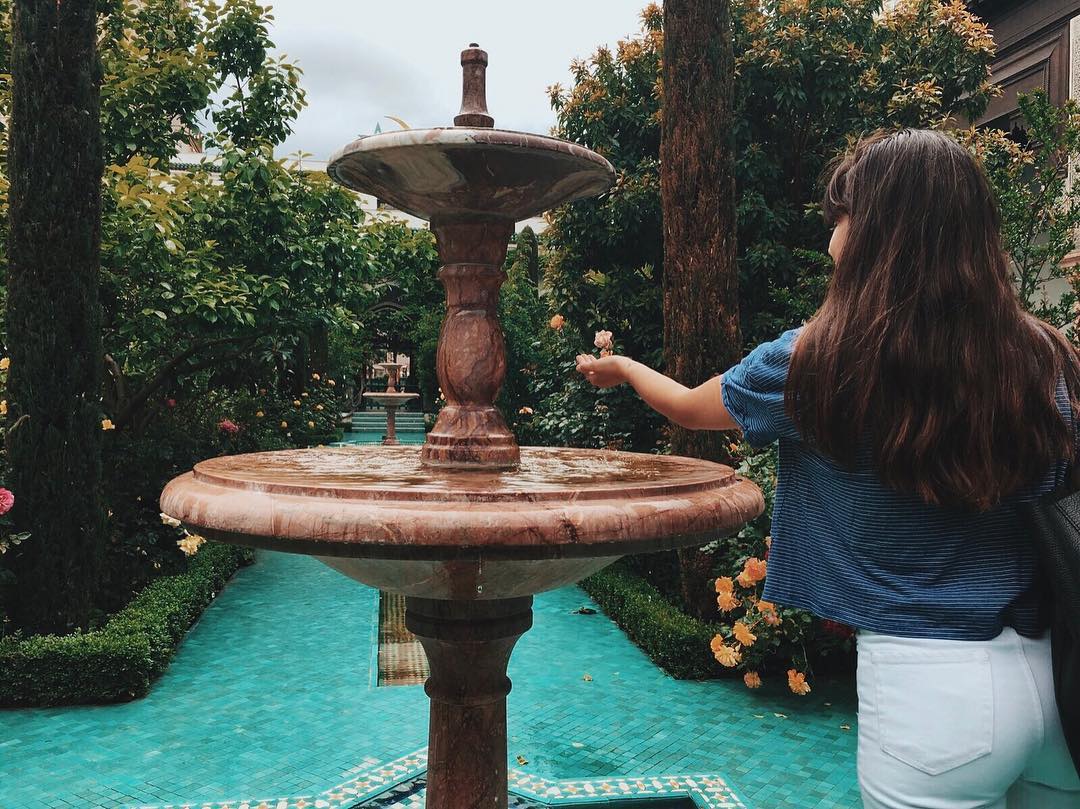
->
<box><xmin>161</xmin><ymin>45</ymin><xmax>763</xmax><ymax>809</ymax></box>
<box><xmin>364</xmin><ymin>361</ymin><xmax>419</xmax><ymax>445</ymax></box>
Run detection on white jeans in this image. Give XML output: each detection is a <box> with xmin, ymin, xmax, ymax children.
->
<box><xmin>856</xmin><ymin>627</ymin><xmax>1080</xmax><ymax>808</ymax></box>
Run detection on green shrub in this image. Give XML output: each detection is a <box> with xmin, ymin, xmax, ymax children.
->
<box><xmin>0</xmin><ymin>542</ymin><xmax>251</xmax><ymax>707</ymax></box>
<box><xmin>580</xmin><ymin>559</ymin><xmax>721</xmax><ymax>679</ymax></box>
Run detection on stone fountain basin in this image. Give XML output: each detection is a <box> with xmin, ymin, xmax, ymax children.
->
<box><xmin>327</xmin><ymin>128</ymin><xmax>615</xmax><ymax>222</ymax></box>
<box><xmin>160</xmin><ymin>446</ymin><xmax>763</xmax><ymax>600</ymax></box>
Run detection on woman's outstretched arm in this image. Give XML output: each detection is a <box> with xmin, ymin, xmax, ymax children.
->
<box><xmin>575</xmin><ymin>354</ymin><xmax>741</xmax><ymax>432</ymax></box>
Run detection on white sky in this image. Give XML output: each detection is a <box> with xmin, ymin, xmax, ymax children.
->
<box><xmin>266</xmin><ymin>0</ymin><xmax>651</xmax><ymax>160</ymax></box>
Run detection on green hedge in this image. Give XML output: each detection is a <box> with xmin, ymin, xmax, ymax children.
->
<box><xmin>580</xmin><ymin>559</ymin><xmax>721</xmax><ymax>680</ymax></box>
<box><xmin>0</xmin><ymin>542</ymin><xmax>253</xmax><ymax>707</ymax></box>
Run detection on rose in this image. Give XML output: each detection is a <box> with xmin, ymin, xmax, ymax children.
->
<box><xmin>549</xmin><ymin>314</ymin><xmax>566</xmax><ymax>330</ymax></box>
<box><xmin>0</xmin><ymin>488</ymin><xmax>15</xmax><ymax>516</ymax></box>
<box><xmin>218</xmin><ymin>418</ymin><xmax>241</xmax><ymax>435</ymax></box>
<box><xmin>594</xmin><ymin>330</ymin><xmax>614</xmax><ymax>351</ymax></box>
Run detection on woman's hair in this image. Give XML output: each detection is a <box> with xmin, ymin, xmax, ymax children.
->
<box><xmin>787</xmin><ymin>128</ymin><xmax>1080</xmax><ymax>511</ymax></box>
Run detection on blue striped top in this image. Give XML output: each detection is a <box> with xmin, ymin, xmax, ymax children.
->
<box><xmin>720</xmin><ymin>326</ymin><xmax>1069</xmax><ymax>640</ymax></box>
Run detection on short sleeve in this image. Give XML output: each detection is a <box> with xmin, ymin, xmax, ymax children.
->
<box><xmin>721</xmin><ymin>328</ymin><xmax>802</xmax><ymax>448</ymax></box>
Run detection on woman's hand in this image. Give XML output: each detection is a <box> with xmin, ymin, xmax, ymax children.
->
<box><xmin>576</xmin><ymin>354</ymin><xmax>628</xmax><ymax>388</ymax></box>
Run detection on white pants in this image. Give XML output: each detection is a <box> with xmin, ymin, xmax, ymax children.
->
<box><xmin>856</xmin><ymin>627</ymin><xmax>1080</xmax><ymax>808</ymax></box>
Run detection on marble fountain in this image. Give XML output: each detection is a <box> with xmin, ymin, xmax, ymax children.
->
<box><xmin>365</xmin><ymin>361</ymin><xmax>419</xmax><ymax>445</ymax></box>
<box><xmin>161</xmin><ymin>45</ymin><xmax>764</xmax><ymax>809</ymax></box>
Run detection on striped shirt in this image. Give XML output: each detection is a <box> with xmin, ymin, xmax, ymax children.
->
<box><xmin>720</xmin><ymin>326</ymin><xmax>1068</xmax><ymax>640</ymax></box>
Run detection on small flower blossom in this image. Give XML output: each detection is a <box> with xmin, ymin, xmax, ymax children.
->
<box><xmin>101</xmin><ymin>418</ymin><xmax>115</xmax><ymax>431</ymax></box>
<box><xmin>594</xmin><ymin>330</ymin><xmax>614</xmax><ymax>351</ymax></box>
<box><xmin>160</xmin><ymin>513</ymin><xmax>181</xmax><ymax>527</ymax></box>
<box><xmin>519</xmin><ymin>406</ymin><xmax>534</xmax><ymax>415</ymax></box>
<box><xmin>0</xmin><ymin>488</ymin><xmax>14</xmax><ymax>516</ymax></box>
<box><xmin>328</xmin><ymin>379</ymin><xmax>336</xmax><ymax>387</ymax></box>
<box><xmin>307</xmin><ymin>420</ymin><xmax>315</xmax><ymax>429</ymax></box>
<box><xmin>218</xmin><ymin>418</ymin><xmax>240</xmax><ymax>435</ymax></box>
<box><xmin>0</xmin><ymin>357</ymin><xmax>9</xmax><ymax>371</ymax></box>
<box><xmin>165</xmin><ymin>398</ymin><xmax>177</xmax><ymax>408</ymax></box>
<box><xmin>315</xmin><ymin>404</ymin><xmax>324</xmax><ymax>411</ymax></box>
<box><xmin>0</xmin><ymin>401</ymin><xmax>7</xmax><ymax>416</ymax></box>
<box><xmin>710</xmin><ymin>635</ymin><xmax>742</xmax><ymax>668</ymax></box>
<box><xmin>549</xmin><ymin>314</ymin><xmax>565</xmax><ymax>330</ymax></box>
<box><xmin>763</xmin><ymin>610</ymin><xmax>783</xmax><ymax>627</ymax></box>
<box><xmin>293</xmin><ymin>400</ymin><xmax>302</xmax><ymax>407</ymax></box>
<box><xmin>301</xmin><ymin>392</ymin><xmax>309</xmax><ymax>398</ymax></box>
<box><xmin>733</xmin><ymin>621</ymin><xmax>757</xmax><ymax>647</ymax></box>
<box><xmin>739</xmin><ymin>557</ymin><xmax>768</xmax><ymax>586</ymax></box>
<box><xmin>177</xmin><ymin>533</ymin><xmax>206</xmax><ymax>557</ymax></box>
<box><xmin>255</xmin><ymin>410</ymin><xmax>265</xmax><ymax>418</ymax></box>
<box><xmin>716</xmin><ymin>590</ymin><xmax>738</xmax><ymax>612</ymax></box>
<box><xmin>714</xmin><ymin>576</ymin><xmax>734</xmax><ymax>594</ymax></box>
<box><xmin>312</xmin><ymin>373</ymin><xmax>321</xmax><ymax>381</ymax></box>
<box><xmin>743</xmin><ymin>671</ymin><xmax>762</xmax><ymax>689</ymax></box>
<box><xmin>787</xmin><ymin>669</ymin><xmax>811</xmax><ymax>695</ymax></box>
<box><xmin>280</xmin><ymin>421</ymin><xmax>288</xmax><ymax>429</ymax></box>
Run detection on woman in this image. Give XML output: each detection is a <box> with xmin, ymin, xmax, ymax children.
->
<box><xmin>576</xmin><ymin>129</ymin><xmax>1080</xmax><ymax>808</ymax></box>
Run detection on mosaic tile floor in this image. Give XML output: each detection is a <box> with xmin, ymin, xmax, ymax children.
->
<box><xmin>0</xmin><ymin>551</ymin><xmax>860</xmax><ymax>809</ymax></box>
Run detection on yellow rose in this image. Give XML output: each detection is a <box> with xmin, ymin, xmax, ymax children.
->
<box><xmin>255</xmin><ymin>410</ymin><xmax>265</xmax><ymax>418</ymax></box>
<box><xmin>280</xmin><ymin>421</ymin><xmax>288</xmax><ymax>429</ymax></box>
<box><xmin>293</xmin><ymin>400</ymin><xmax>302</xmax><ymax>407</ymax></box>
<box><xmin>312</xmin><ymin>373</ymin><xmax>321</xmax><ymax>381</ymax></box>
<box><xmin>0</xmin><ymin>401</ymin><xmax>7</xmax><ymax>416</ymax></box>
<box><xmin>307</xmin><ymin>421</ymin><xmax>315</xmax><ymax>429</ymax></box>
<box><xmin>315</xmin><ymin>404</ymin><xmax>324</xmax><ymax>411</ymax></box>
<box><xmin>0</xmin><ymin>357</ymin><xmax>9</xmax><ymax>371</ymax></box>
<box><xmin>101</xmin><ymin>418</ymin><xmax>115</xmax><ymax>431</ymax></box>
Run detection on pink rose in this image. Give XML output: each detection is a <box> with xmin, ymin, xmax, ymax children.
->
<box><xmin>0</xmin><ymin>488</ymin><xmax>15</xmax><ymax>516</ymax></box>
<box><xmin>165</xmin><ymin>398</ymin><xmax>177</xmax><ymax>409</ymax></box>
<box><xmin>218</xmin><ymin>418</ymin><xmax>241</xmax><ymax>435</ymax></box>
<box><xmin>594</xmin><ymin>330</ymin><xmax>614</xmax><ymax>351</ymax></box>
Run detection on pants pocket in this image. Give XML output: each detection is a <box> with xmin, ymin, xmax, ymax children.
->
<box><xmin>870</xmin><ymin>647</ymin><xmax>994</xmax><ymax>776</ymax></box>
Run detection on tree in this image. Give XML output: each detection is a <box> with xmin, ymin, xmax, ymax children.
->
<box><xmin>661</xmin><ymin>0</ymin><xmax>740</xmax><ymax>619</ymax></box>
<box><xmin>5</xmin><ymin>0</ymin><xmax>107</xmax><ymax>634</ymax></box>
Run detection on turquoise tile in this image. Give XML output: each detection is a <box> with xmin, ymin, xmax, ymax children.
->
<box><xmin>0</xmin><ymin>551</ymin><xmax>859</xmax><ymax>808</ymax></box>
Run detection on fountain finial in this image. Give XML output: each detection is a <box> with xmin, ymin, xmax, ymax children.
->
<box><xmin>455</xmin><ymin>44</ymin><xmax>494</xmax><ymax>128</ymax></box>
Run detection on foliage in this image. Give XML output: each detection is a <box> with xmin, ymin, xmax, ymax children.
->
<box><xmin>579</xmin><ymin>559</ymin><xmax>721</xmax><ymax>679</ymax></box>
<box><xmin>543</xmin><ymin>0</ymin><xmax>996</xmax><ymax>363</ymax></box>
<box><xmin>98</xmin><ymin>0</ymin><xmax>304</xmax><ymax>166</ymax></box>
<box><xmin>0</xmin><ymin>542</ymin><xmax>251</xmax><ymax>706</ymax></box>
<box><xmin>961</xmin><ymin>91</ymin><xmax>1080</xmax><ymax>336</ymax></box>
<box><xmin>520</xmin><ymin>321</ymin><xmax>665</xmax><ymax>451</ymax></box>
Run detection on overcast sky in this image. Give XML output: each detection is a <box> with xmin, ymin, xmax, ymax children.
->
<box><xmin>266</xmin><ymin>0</ymin><xmax>650</xmax><ymax>161</ymax></box>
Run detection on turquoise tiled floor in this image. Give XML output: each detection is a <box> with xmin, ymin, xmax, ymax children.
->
<box><xmin>0</xmin><ymin>551</ymin><xmax>860</xmax><ymax>809</ymax></box>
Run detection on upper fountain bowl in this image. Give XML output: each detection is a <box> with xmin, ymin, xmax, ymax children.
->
<box><xmin>327</xmin><ymin>128</ymin><xmax>615</xmax><ymax>223</ymax></box>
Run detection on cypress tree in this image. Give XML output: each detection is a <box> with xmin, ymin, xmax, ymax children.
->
<box><xmin>660</xmin><ymin>0</ymin><xmax>741</xmax><ymax>618</ymax></box>
<box><xmin>5</xmin><ymin>0</ymin><xmax>106</xmax><ymax>634</ymax></box>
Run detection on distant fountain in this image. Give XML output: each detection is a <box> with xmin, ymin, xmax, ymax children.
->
<box><xmin>363</xmin><ymin>361</ymin><xmax>419</xmax><ymax>445</ymax></box>
<box><xmin>162</xmin><ymin>44</ymin><xmax>763</xmax><ymax>809</ymax></box>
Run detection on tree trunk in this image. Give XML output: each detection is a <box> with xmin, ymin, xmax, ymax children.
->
<box><xmin>660</xmin><ymin>0</ymin><xmax>741</xmax><ymax>620</ymax></box>
<box><xmin>5</xmin><ymin>0</ymin><xmax>106</xmax><ymax>634</ymax></box>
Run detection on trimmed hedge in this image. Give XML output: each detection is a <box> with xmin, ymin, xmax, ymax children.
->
<box><xmin>580</xmin><ymin>559</ymin><xmax>721</xmax><ymax>680</ymax></box>
<box><xmin>0</xmin><ymin>542</ymin><xmax>253</xmax><ymax>707</ymax></box>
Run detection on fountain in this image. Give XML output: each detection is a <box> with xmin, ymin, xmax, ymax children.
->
<box><xmin>364</xmin><ymin>361</ymin><xmax>419</xmax><ymax>445</ymax></box>
<box><xmin>161</xmin><ymin>44</ymin><xmax>763</xmax><ymax>809</ymax></box>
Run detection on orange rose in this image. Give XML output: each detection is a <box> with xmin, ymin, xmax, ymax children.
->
<box><xmin>710</xmin><ymin>636</ymin><xmax>742</xmax><ymax>668</ymax></box>
<box><xmin>743</xmin><ymin>671</ymin><xmax>762</xmax><ymax>689</ymax></box>
<box><xmin>714</xmin><ymin>576</ymin><xmax>734</xmax><ymax>594</ymax></box>
<box><xmin>549</xmin><ymin>314</ymin><xmax>565</xmax><ymax>330</ymax></box>
<box><xmin>733</xmin><ymin>622</ymin><xmax>757</xmax><ymax>647</ymax></box>
<box><xmin>716</xmin><ymin>590</ymin><xmax>738</xmax><ymax>612</ymax></box>
<box><xmin>787</xmin><ymin>669</ymin><xmax>811</xmax><ymax>695</ymax></box>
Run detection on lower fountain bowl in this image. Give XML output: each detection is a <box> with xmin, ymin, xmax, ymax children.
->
<box><xmin>160</xmin><ymin>445</ymin><xmax>763</xmax><ymax>601</ymax></box>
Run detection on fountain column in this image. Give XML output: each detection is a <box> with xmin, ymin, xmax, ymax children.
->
<box><xmin>406</xmin><ymin>596</ymin><xmax>532</xmax><ymax>809</ymax></box>
<box><xmin>422</xmin><ymin>218</ymin><xmax>518</xmax><ymax>468</ymax></box>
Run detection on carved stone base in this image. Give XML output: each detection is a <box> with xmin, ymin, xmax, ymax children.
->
<box><xmin>421</xmin><ymin>405</ymin><xmax>520</xmax><ymax>468</ymax></box>
<box><xmin>405</xmin><ymin>596</ymin><xmax>533</xmax><ymax>809</ymax></box>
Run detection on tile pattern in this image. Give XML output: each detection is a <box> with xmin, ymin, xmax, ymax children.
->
<box><xmin>131</xmin><ymin>749</ymin><xmax>745</xmax><ymax>809</ymax></box>
<box><xmin>0</xmin><ymin>551</ymin><xmax>860</xmax><ymax>809</ymax></box>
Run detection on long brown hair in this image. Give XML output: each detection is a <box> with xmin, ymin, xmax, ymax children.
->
<box><xmin>787</xmin><ymin>128</ymin><xmax>1080</xmax><ymax>511</ymax></box>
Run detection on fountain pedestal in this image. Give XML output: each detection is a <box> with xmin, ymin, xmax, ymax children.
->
<box><xmin>363</xmin><ymin>362</ymin><xmax>419</xmax><ymax>445</ymax></box>
<box><xmin>406</xmin><ymin>597</ymin><xmax>532</xmax><ymax>809</ymax></box>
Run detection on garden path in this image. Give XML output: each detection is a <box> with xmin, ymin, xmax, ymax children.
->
<box><xmin>0</xmin><ymin>551</ymin><xmax>859</xmax><ymax>809</ymax></box>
